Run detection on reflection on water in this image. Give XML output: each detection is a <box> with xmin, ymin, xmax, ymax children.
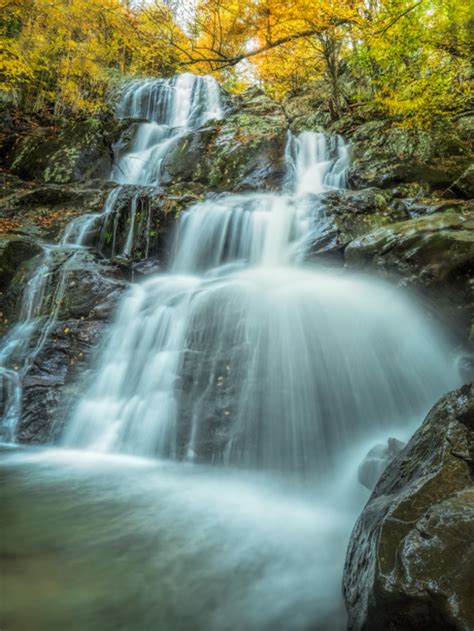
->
<box><xmin>0</xmin><ymin>443</ymin><xmax>387</xmax><ymax>631</ymax></box>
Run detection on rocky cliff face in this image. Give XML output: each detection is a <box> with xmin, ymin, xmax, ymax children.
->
<box><xmin>344</xmin><ymin>382</ymin><xmax>474</xmax><ymax>631</ymax></box>
<box><xmin>1</xmin><ymin>84</ymin><xmax>473</xmax><ymax>439</ymax></box>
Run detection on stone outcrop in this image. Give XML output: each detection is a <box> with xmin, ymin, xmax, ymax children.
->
<box><xmin>7</xmin><ymin>115</ymin><xmax>127</xmax><ymax>184</ymax></box>
<box><xmin>5</xmin><ymin>248</ymin><xmax>127</xmax><ymax>443</ymax></box>
<box><xmin>344</xmin><ymin>382</ymin><xmax>474</xmax><ymax>631</ymax></box>
<box><xmin>347</xmin><ymin>120</ymin><xmax>472</xmax><ymax>193</ymax></box>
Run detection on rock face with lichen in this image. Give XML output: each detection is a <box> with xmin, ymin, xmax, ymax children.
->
<box><xmin>159</xmin><ymin>86</ymin><xmax>287</xmax><ymax>192</ymax></box>
<box><xmin>347</xmin><ymin>120</ymin><xmax>472</xmax><ymax>193</ymax></box>
<box><xmin>8</xmin><ymin>116</ymin><xmax>129</xmax><ymax>184</ymax></box>
<box><xmin>1</xmin><ymin>83</ymin><xmax>473</xmax><ymax>446</ymax></box>
<box><xmin>343</xmin><ymin>382</ymin><xmax>474</xmax><ymax>631</ymax></box>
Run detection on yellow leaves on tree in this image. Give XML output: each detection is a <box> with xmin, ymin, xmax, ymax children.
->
<box><xmin>0</xmin><ymin>0</ymin><xmax>470</xmax><ymax>127</ymax></box>
<box><xmin>0</xmin><ymin>0</ymin><xmax>182</xmax><ymax>115</ymax></box>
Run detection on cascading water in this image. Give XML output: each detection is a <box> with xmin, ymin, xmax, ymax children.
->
<box><xmin>112</xmin><ymin>74</ymin><xmax>223</xmax><ymax>186</ymax></box>
<box><xmin>64</xmin><ymin>125</ymin><xmax>459</xmax><ymax>474</ymax></box>
<box><xmin>0</xmin><ymin>74</ymin><xmax>222</xmax><ymax>439</ymax></box>
<box><xmin>1</xmin><ymin>75</ymin><xmax>463</xmax><ymax>630</ymax></box>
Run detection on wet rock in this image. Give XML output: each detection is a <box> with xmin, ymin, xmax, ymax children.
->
<box><xmin>0</xmin><ymin>235</ymin><xmax>43</xmax><ymax>288</ymax></box>
<box><xmin>305</xmin><ymin>188</ymin><xmax>404</xmax><ymax>261</ymax></box>
<box><xmin>93</xmin><ymin>185</ymin><xmax>185</xmax><ymax>265</ymax></box>
<box><xmin>203</xmin><ymin>87</ymin><xmax>288</xmax><ymax>191</ymax></box>
<box><xmin>14</xmin><ymin>253</ymin><xmax>127</xmax><ymax>443</ymax></box>
<box><xmin>344</xmin><ymin>383</ymin><xmax>474</xmax><ymax>631</ymax></box>
<box><xmin>9</xmin><ymin>115</ymin><xmax>127</xmax><ymax>184</ymax></box>
<box><xmin>358</xmin><ymin>437</ymin><xmax>405</xmax><ymax>490</ymax></box>
<box><xmin>17</xmin><ymin>319</ymin><xmax>108</xmax><ymax>443</ymax></box>
<box><xmin>348</xmin><ymin>121</ymin><xmax>471</xmax><ymax>192</ymax></box>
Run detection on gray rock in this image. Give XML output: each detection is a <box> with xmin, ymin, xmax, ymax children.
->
<box><xmin>344</xmin><ymin>382</ymin><xmax>474</xmax><ymax>631</ymax></box>
<box><xmin>348</xmin><ymin>122</ymin><xmax>471</xmax><ymax>192</ymax></box>
<box><xmin>358</xmin><ymin>437</ymin><xmax>405</xmax><ymax>490</ymax></box>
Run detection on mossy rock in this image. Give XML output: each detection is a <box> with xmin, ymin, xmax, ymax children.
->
<box><xmin>345</xmin><ymin>209</ymin><xmax>474</xmax><ymax>286</ymax></box>
<box><xmin>10</xmin><ymin>116</ymin><xmax>127</xmax><ymax>184</ymax></box>
<box><xmin>348</xmin><ymin>122</ymin><xmax>472</xmax><ymax>192</ymax></box>
<box><xmin>202</xmin><ymin>88</ymin><xmax>288</xmax><ymax>191</ymax></box>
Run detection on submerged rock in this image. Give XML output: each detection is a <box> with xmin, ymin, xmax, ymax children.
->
<box><xmin>344</xmin><ymin>383</ymin><xmax>474</xmax><ymax>631</ymax></box>
<box><xmin>358</xmin><ymin>437</ymin><xmax>405</xmax><ymax>490</ymax></box>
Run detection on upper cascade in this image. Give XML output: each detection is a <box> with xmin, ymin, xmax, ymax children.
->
<box><xmin>112</xmin><ymin>73</ymin><xmax>223</xmax><ymax>186</ymax></box>
<box><xmin>285</xmin><ymin>131</ymin><xmax>349</xmax><ymax>195</ymax></box>
<box><xmin>117</xmin><ymin>73</ymin><xmax>223</xmax><ymax>127</ymax></box>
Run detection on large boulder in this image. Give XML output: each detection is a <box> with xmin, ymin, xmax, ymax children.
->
<box><xmin>344</xmin><ymin>383</ymin><xmax>474</xmax><ymax>631</ymax></box>
<box><xmin>8</xmin><ymin>115</ymin><xmax>127</xmax><ymax>184</ymax></box>
<box><xmin>202</xmin><ymin>87</ymin><xmax>288</xmax><ymax>191</ymax></box>
<box><xmin>348</xmin><ymin>121</ymin><xmax>472</xmax><ymax>193</ymax></box>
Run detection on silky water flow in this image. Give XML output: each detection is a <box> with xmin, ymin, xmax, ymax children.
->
<box><xmin>1</xmin><ymin>74</ymin><xmax>462</xmax><ymax>631</ymax></box>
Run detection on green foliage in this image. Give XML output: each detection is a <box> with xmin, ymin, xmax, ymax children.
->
<box><xmin>349</xmin><ymin>0</ymin><xmax>473</xmax><ymax>127</ymax></box>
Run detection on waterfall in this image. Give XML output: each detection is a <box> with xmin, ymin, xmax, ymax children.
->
<box><xmin>0</xmin><ymin>75</ymin><xmax>222</xmax><ymax>440</ymax></box>
<box><xmin>112</xmin><ymin>74</ymin><xmax>223</xmax><ymax>186</ymax></box>
<box><xmin>64</xmin><ymin>97</ymin><xmax>459</xmax><ymax>474</ymax></box>
<box><xmin>2</xmin><ymin>75</ymin><xmax>464</xmax><ymax>631</ymax></box>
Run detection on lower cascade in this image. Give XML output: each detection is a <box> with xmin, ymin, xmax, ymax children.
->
<box><xmin>64</xmin><ymin>123</ymin><xmax>459</xmax><ymax>473</ymax></box>
<box><xmin>1</xmin><ymin>74</ymin><xmax>465</xmax><ymax>631</ymax></box>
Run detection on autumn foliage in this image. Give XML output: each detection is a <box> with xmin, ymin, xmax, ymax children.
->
<box><xmin>0</xmin><ymin>0</ymin><xmax>471</xmax><ymax>126</ymax></box>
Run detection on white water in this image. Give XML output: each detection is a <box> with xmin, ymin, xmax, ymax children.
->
<box><xmin>1</xmin><ymin>75</ymin><xmax>463</xmax><ymax>629</ymax></box>
<box><xmin>0</xmin><ymin>75</ymin><xmax>222</xmax><ymax>439</ymax></box>
<box><xmin>65</xmin><ymin>123</ymin><xmax>459</xmax><ymax>470</ymax></box>
<box><xmin>112</xmin><ymin>74</ymin><xmax>223</xmax><ymax>185</ymax></box>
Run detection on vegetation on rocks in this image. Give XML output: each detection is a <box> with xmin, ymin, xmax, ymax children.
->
<box><xmin>0</xmin><ymin>2</ymin><xmax>473</xmax><ymax>630</ymax></box>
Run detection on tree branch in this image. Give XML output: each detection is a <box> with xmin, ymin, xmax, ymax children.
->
<box><xmin>179</xmin><ymin>22</ymin><xmax>348</xmax><ymax>69</ymax></box>
<box><xmin>373</xmin><ymin>1</ymin><xmax>423</xmax><ymax>35</ymax></box>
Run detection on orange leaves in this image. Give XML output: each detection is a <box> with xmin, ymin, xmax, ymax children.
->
<box><xmin>1</xmin><ymin>0</ymin><xmax>180</xmax><ymax>114</ymax></box>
